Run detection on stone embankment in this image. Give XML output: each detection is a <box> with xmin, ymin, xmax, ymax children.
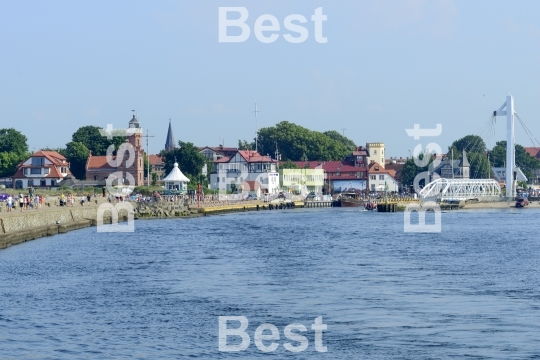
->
<box><xmin>0</xmin><ymin>198</ymin><xmax>282</xmax><ymax>250</ymax></box>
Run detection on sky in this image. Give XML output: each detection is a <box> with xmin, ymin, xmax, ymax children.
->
<box><xmin>1</xmin><ymin>0</ymin><xmax>539</xmax><ymax>157</ymax></box>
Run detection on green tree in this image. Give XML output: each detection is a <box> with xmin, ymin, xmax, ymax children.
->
<box><xmin>451</xmin><ymin>135</ymin><xmax>487</xmax><ymax>154</ymax></box>
<box><xmin>151</xmin><ymin>172</ymin><xmax>158</xmax><ymax>186</ymax></box>
<box><xmin>0</xmin><ymin>128</ymin><xmax>29</xmax><ymax>154</ymax></box>
<box><xmin>0</xmin><ymin>128</ymin><xmax>30</xmax><ymax>177</ymax></box>
<box><xmin>401</xmin><ymin>155</ymin><xmax>433</xmax><ymax>188</ymax></box>
<box><xmin>72</xmin><ymin>125</ymin><xmax>125</xmax><ymax>156</ymax></box>
<box><xmin>467</xmin><ymin>152</ymin><xmax>491</xmax><ymax>179</ymax></box>
<box><xmin>255</xmin><ymin>121</ymin><xmax>352</xmax><ymax>161</ymax></box>
<box><xmin>160</xmin><ymin>141</ymin><xmax>206</xmax><ymax>179</ymax></box>
<box><xmin>238</xmin><ymin>140</ymin><xmax>253</xmax><ymax>150</ymax></box>
<box><xmin>323</xmin><ymin>130</ymin><xmax>356</xmax><ymax>151</ymax></box>
<box><xmin>64</xmin><ymin>141</ymin><xmax>89</xmax><ymax>179</ymax></box>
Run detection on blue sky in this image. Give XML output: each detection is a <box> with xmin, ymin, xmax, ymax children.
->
<box><xmin>1</xmin><ymin>0</ymin><xmax>539</xmax><ymax>157</ymax></box>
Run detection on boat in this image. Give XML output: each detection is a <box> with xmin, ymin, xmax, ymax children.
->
<box><xmin>364</xmin><ymin>202</ymin><xmax>377</xmax><ymax>211</ymax></box>
<box><xmin>340</xmin><ymin>190</ymin><xmax>365</xmax><ymax>207</ymax></box>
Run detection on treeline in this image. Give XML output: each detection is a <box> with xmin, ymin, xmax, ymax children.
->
<box><xmin>238</xmin><ymin>121</ymin><xmax>356</xmax><ymax>161</ymax></box>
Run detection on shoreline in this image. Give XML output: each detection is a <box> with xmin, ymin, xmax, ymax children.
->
<box><xmin>2</xmin><ymin>198</ymin><xmax>539</xmax><ymax>250</ymax></box>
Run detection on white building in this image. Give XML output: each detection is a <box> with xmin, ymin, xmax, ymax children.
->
<box><xmin>368</xmin><ymin>162</ymin><xmax>399</xmax><ymax>192</ymax></box>
<box><xmin>163</xmin><ymin>162</ymin><xmax>190</xmax><ymax>193</ymax></box>
<box><xmin>12</xmin><ymin>150</ymin><xmax>71</xmax><ymax>189</ymax></box>
<box><xmin>210</xmin><ymin>150</ymin><xmax>279</xmax><ymax>194</ymax></box>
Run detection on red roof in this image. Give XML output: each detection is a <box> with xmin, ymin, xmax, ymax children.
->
<box><xmin>293</xmin><ymin>160</ymin><xmax>367</xmax><ymax>180</ymax></box>
<box><xmin>214</xmin><ymin>156</ymin><xmax>230</xmax><ymax>163</ymax></box>
<box><xmin>147</xmin><ymin>154</ymin><xmax>163</xmax><ymax>166</ymax></box>
<box><xmin>368</xmin><ymin>162</ymin><xmax>396</xmax><ymax>178</ymax></box>
<box><xmin>524</xmin><ymin>147</ymin><xmax>540</xmax><ymax>159</ymax></box>
<box><xmin>237</xmin><ymin>150</ymin><xmax>274</xmax><ymax>163</ymax></box>
<box><xmin>86</xmin><ymin>156</ymin><xmax>115</xmax><ymax>170</ymax></box>
<box><xmin>12</xmin><ymin>151</ymin><xmax>71</xmax><ymax>179</ymax></box>
<box><xmin>215</xmin><ymin>151</ymin><xmax>274</xmax><ymax>164</ymax></box>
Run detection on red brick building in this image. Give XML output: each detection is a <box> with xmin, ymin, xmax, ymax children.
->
<box><xmin>85</xmin><ymin>115</ymin><xmax>145</xmax><ymax>186</ymax></box>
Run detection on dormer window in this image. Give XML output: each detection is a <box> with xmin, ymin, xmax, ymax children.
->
<box><xmin>375</xmin><ymin>166</ymin><xmax>379</xmax><ymax>171</ymax></box>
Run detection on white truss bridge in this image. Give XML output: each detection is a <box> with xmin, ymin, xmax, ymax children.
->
<box><xmin>419</xmin><ymin>178</ymin><xmax>502</xmax><ymax>201</ymax></box>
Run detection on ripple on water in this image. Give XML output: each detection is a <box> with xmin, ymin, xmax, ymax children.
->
<box><xmin>1</xmin><ymin>208</ymin><xmax>540</xmax><ymax>358</ymax></box>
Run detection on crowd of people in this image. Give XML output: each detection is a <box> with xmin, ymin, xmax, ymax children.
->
<box><xmin>5</xmin><ymin>193</ymin><xmax>46</xmax><ymax>212</ymax></box>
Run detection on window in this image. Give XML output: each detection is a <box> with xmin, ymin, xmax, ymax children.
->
<box><xmin>24</xmin><ymin>168</ymin><xmax>29</xmax><ymax>175</ymax></box>
<box><xmin>44</xmin><ymin>168</ymin><xmax>50</xmax><ymax>175</ymax></box>
<box><xmin>32</xmin><ymin>157</ymin><xmax>45</xmax><ymax>166</ymax></box>
<box><xmin>31</xmin><ymin>168</ymin><xmax>41</xmax><ymax>174</ymax></box>
<box><xmin>217</xmin><ymin>177</ymin><xmax>219</xmax><ymax>182</ymax></box>
<box><xmin>28</xmin><ymin>179</ymin><xmax>34</xmax><ymax>186</ymax></box>
<box><xmin>375</xmin><ymin>166</ymin><xmax>379</xmax><ymax>171</ymax></box>
<box><xmin>336</xmin><ymin>172</ymin><xmax>340</xmax><ymax>176</ymax></box>
<box><xmin>379</xmin><ymin>175</ymin><xmax>384</xmax><ymax>180</ymax></box>
<box><xmin>40</xmin><ymin>180</ymin><xmax>46</xmax><ymax>186</ymax></box>
<box><xmin>370</xmin><ymin>175</ymin><xmax>376</xmax><ymax>180</ymax></box>
<box><xmin>373</xmin><ymin>150</ymin><xmax>377</xmax><ymax>155</ymax></box>
<box><xmin>94</xmin><ymin>175</ymin><xmax>98</xmax><ymax>180</ymax></box>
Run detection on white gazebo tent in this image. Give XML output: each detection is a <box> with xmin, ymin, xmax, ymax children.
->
<box><xmin>163</xmin><ymin>162</ymin><xmax>190</xmax><ymax>193</ymax></box>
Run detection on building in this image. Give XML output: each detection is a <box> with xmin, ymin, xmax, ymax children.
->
<box><xmin>165</xmin><ymin>119</ymin><xmax>175</xmax><ymax>151</ymax></box>
<box><xmin>366</xmin><ymin>142</ymin><xmax>385</xmax><ymax>168</ymax></box>
<box><xmin>163</xmin><ymin>162</ymin><xmax>190</xmax><ymax>193</ymax></box>
<box><xmin>430</xmin><ymin>150</ymin><xmax>470</xmax><ymax>180</ymax></box>
<box><xmin>147</xmin><ymin>155</ymin><xmax>165</xmax><ymax>183</ymax></box>
<box><xmin>199</xmin><ymin>145</ymin><xmax>238</xmax><ymax>161</ymax></box>
<box><xmin>12</xmin><ymin>150</ymin><xmax>72</xmax><ymax>189</ymax></box>
<box><xmin>85</xmin><ymin>115</ymin><xmax>145</xmax><ymax>186</ymax></box>
<box><xmin>524</xmin><ymin>147</ymin><xmax>540</xmax><ymax>184</ymax></box>
<box><xmin>279</xmin><ymin>167</ymin><xmax>324</xmax><ymax>194</ymax></box>
<box><xmin>210</xmin><ymin>150</ymin><xmax>279</xmax><ymax>194</ymax></box>
<box><xmin>492</xmin><ymin>167</ymin><xmax>527</xmax><ymax>185</ymax></box>
<box><xmin>295</xmin><ymin>146</ymin><xmax>369</xmax><ymax>194</ymax></box>
<box><xmin>368</xmin><ymin>162</ymin><xmax>399</xmax><ymax>192</ymax></box>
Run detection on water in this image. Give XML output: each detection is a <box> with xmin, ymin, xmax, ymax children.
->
<box><xmin>1</xmin><ymin>208</ymin><xmax>540</xmax><ymax>359</ymax></box>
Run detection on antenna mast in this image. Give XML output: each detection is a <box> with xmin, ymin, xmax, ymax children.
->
<box><xmin>254</xmin><ymin>102</ymin><xmax>260</xmax><ymax>153</ymax></box>
<box><xmin>143</xmin><ymin>129</ymin><xmax>155</xmax><ymax>186</ymax></box>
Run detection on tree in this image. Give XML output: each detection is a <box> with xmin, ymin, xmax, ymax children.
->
<box><xmin>401</xmin><ymin>154</ymin><xmax>434</xmax><ymax>189</ymax></box>
<box><xmin>0</xmin><ymin>128</ymin><xmax>29</xmax><ymax>155</ymax></box>
<box><xmin>160</xmin><ymin>141</ymin><xmax>206</xmax><ymax>179</ymax></box>
<box><xmin>467</xmin><ymin>152</ymin><xmax>491</xmax><ymax>179</ymax></box>
<box><xmin>451</xmin><ymin>135</ymin><xmax>487</xmax><ymax>154</ymax></box>
<box><xmin>151</xmin><ymin>172</ymin><xmax>158</xmax><ymax>186</ymax></box>
<box><xmin>0</xmin><ymin>128</ymin><xmax>30</xmax><ymax>177</ymax></box>
<box><xmin>64</xmin><ymin>142</ymin><xmax>89</xmax><ymax>179</ymax></box>
<box><xmin>254</xmin><ymin>121</ymin><xmax>353</xmax><ymax>161</ymax></box>
<box><xmin>71</xmin><ymin>125</ymin><xmax>126</xmax><ymax>156</ymax></box>
<box><xmin>238</xmin><ymin>140</ymin><xmax>253</xmax><ymax>150</ymax></box>
<box><xmin>323</xmin><ymin>130</ymin><xmax>356</xmax><ymax>151</ymax></box>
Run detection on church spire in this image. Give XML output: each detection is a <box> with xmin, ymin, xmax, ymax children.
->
<box><xmin>165</xmin><ymin>118</ymin><xmax>175</xmax><ymax>151</ymax></box>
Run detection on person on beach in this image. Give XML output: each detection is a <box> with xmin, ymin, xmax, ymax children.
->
<box><xmin>86</xmin><ymin>194</ymin><xmax>91</xmax><ymax>205</ymax></box>
<box><xmin>7</xmin><ymin>195</ymin><xmax>12</xmax><ymax>212</ymax></box>
<box><xmin>80</xmin><ymin>196</ymin><xmax>85</xmax><ymax>206</ymax></box>
<box><xmin>19</xmin><ymin>196</ymin><xmax>24</xmax><ymax>212</ymax></box>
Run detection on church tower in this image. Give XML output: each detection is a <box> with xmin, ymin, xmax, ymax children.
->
<box><xmin>119</xmin><ymin>114</ymin><xmax>144</xmax><ymax>186</ymax></box>
<box><xmin>165</xmin><ymin>118</ymin><xmax>175</xmax><ymax>151</ymax></box>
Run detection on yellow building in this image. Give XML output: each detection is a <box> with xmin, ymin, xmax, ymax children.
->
<box><xmin>279</xmin><ymin>168</ymin><xmax>325</xmax><ymax>194</ymax></box>
<box><xmin>366</xmin><ymin>142</ymin><xmax>385</xmax><ymax>169</ymax></box>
